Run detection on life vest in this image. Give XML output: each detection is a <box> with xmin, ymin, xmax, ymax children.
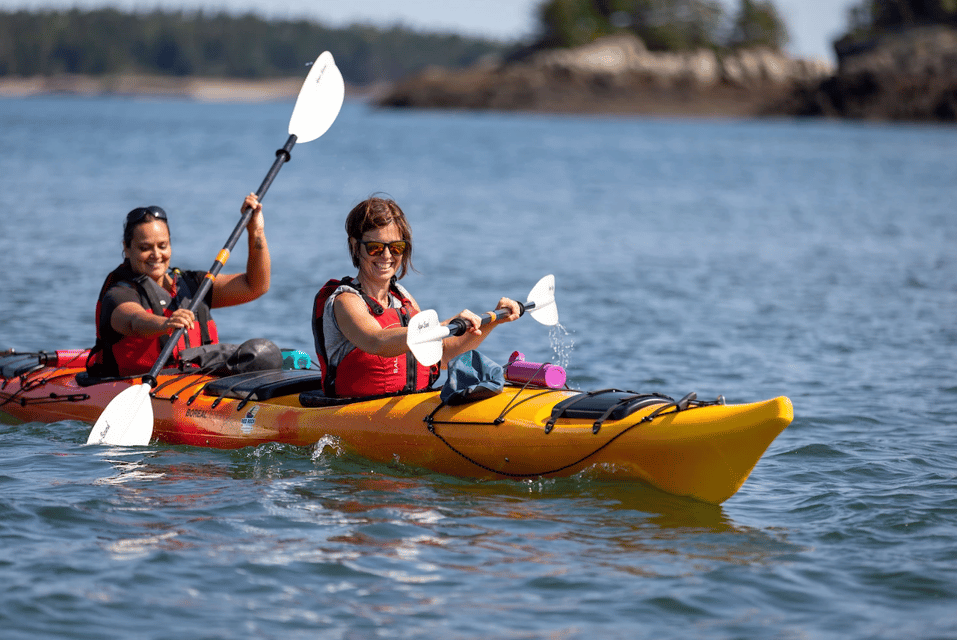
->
<box><xmin>312</xmin><ymin>276</ymin><xmax>439</xmax><ymax>398</ymax></box>
<box><xmin>87</xmin><ymin>262</ymin><xmax>218</xmax><ymax>378</ymax></box>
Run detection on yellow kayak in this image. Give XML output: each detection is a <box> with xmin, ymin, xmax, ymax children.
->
<box><xmin>0</xmin><ymin>350</ymin><xmax>792</xmax><ymax>504</ymax></box>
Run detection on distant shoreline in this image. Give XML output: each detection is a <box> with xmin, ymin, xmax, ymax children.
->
<box><xmin>0</xmin><ymin>74</ymin><xmax>377</xmax><ymax>102</ymax></box>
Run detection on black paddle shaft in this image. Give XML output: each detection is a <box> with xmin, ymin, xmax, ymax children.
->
<box><xmin>141</xmin><ymin>134</ymin><xmax>298</xmax><ymax>386</ymax></box>
<box><xmin>445</xmin><ymin>301</ymin><xmax>531</xmax><ymax>337</ymax></box>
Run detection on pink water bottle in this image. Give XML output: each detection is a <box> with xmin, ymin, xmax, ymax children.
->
<box><xmin>505</xmin><ymin>351</ymin><xmax>566</xmax><ymax>389</ymax></box>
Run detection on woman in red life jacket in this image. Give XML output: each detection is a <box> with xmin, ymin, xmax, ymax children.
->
<box><xmin>89</xmin><ymin>194</ymin><xmax>271</xmax><ymax>377</ymax></box>
<box><xmin>312</xmin><ymin>196</ymin><xmax>520</xmax><ymax>398</ymax></box>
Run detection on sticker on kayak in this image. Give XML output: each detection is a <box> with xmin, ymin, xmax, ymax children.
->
<box><xmin>240</xmin><ymin>406</ymin><xmax>260</xmax><ymax>434</ymax></box>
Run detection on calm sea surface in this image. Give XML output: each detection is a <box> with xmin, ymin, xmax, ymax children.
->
<box><xmin>1</xmin><ymin>95</ymin><xmax>956</xmax><ymax>639</ymax></box>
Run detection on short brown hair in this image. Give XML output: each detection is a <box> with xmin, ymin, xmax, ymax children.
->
<box><xmin>345</xmin><ymin>196</ymin><xmax>414</xmax><ymax>279</ymax></box>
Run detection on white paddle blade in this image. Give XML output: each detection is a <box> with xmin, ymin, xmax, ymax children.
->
<box><xmin>289</xmin><ymin>51</ymin><xmax>345</xmax><ymax>144</ymax></box>
<box><xmin>526</xmin><ymin>274</ymin><xmax>559</xmax><ymax>326</ymax></box>
<box><xmin>86</xmin><ymin>384</ymin><xmax>154</xmax><ymax>446</ymax></box>
<box><xmin>406</xmin><ymin>309</ymin><xmax>448</xmax><ymax>367</ymax></box>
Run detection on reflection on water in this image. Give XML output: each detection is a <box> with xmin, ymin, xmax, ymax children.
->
<box><xmin>88</xmin><ymin>441</ymin><xmax>795</xmax><ymax>578</ymax></box>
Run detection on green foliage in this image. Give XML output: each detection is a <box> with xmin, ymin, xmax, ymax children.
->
<box><xmin>728</xmin><ymin>0</ymin><xmax>789</xmax><ymax>49</ymax></box>
<box><xmin>0</xmin><ymin>8</ymin><xmax>508</xmax><ymax>82</ymax></box>
<box><xmin>533</xmin><ymin>0</ymin><xmax>786</xmax><ymax>51</ymax></box>
<box><xmin>840</xmin><ymin>0</ymin><xmax>957</xmax><ymax>40</ymax></box>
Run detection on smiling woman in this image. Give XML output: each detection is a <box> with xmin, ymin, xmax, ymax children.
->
<box><xmin>310</xmin><ymin>196</ymin><xmax>522</xmax><ymax>398</ymax></box>
<box><xmin>85</xmin><ymin>193</ymin><xmax>271</xmax><ymax>378</ymax></box>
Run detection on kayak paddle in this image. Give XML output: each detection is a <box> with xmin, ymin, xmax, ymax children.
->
<box><xmin>87</xmin><ymin>51</ymin><xmax>345</xmax><ymax>447</ymax></box>
<box><xmin>407</xmin><ymin>274</ymin><xmax>559</xmax><ymax>367</ymax></box>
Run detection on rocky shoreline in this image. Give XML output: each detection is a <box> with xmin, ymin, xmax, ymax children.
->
<box><xmin>377</xmin><ymin>34</ymin><xmax>834</xmax><ymax>118</ymax></box>
<box><xmin>377</xmin><ymin>28</ymin><xmax>957</xmax><ymax>122</ymax></box>
<box><xmin>4</xmin><ymin>26</ymin><xmax>955</xmax><ymax>121</ymax></box>
<box><xmin>774</xmin><ymin>25</ymin><xmax>957</xmax><ymax>121</ymax></box>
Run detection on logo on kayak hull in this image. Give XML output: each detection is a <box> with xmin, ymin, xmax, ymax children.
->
<box><xmin>240</xmin><ymin>406</ymin><xmax>259</xmax><ymax>434</ymax></box>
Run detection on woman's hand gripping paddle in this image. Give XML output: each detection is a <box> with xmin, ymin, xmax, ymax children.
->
<box><xmin>86</xmin><ymin>52</ymin><xmax>345</xmax><ymax>447</ymax></box>
<box><xmin>407</xmin><ymin>274</ymin><xmax>559</xmax><ymax>367</ymax></box>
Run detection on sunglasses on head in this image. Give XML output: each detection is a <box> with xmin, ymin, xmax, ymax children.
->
<box><xmin>124</xmin><ymin>205</ymin><xmax>168</xmax><ymax>230</ymax></box>
<box><xmin>359</xmin><ymin>240</ymin><xmax>408</xmax><ymax>257</ymax></box>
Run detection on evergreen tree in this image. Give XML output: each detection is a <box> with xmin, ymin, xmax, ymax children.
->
<box><xmin>533</xmin><ymin>0</ymin><xmax>785</xmax><ymax>51</ymax></box>
<box><xmin>0</xmin><ymin>9</ymin><xmax>508</xmax><ymax>82</ymax></box>
<box><xmin>728</xmin><ymin>0</ymin><xmax>789</xmax><ymax>49</ymax></box>
<box><xmin>841</xmin><ymin>0</ymin><xmax>957</xmax><ymax>38</ymax></box>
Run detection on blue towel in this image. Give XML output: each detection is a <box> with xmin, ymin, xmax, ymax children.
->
<box><xmin>440</xmin><ymin>350</ymin><xmax>504</xmax><ymax>405</ymax></box>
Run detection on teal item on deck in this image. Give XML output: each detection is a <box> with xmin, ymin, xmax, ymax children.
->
<box><xmin>281</xmin><ymin>349</ymin><xmax>312</xmax><ymax>370</ymax></box>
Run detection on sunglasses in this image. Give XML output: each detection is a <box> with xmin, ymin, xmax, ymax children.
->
<box><xmin>359</xmin><ymin>240</ymin><xmax>408</xmax><ymax>257</ymax></box>
<box><xmin>124</xmin><ymin>205</ymin><xmax>168</xmax><ymax>230</ymax></box>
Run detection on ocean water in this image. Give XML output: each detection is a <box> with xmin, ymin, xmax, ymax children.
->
<box><xmin>1</xmin><ymin>95</ymin><xmax>956</xmax><ymax>639</ymax></box>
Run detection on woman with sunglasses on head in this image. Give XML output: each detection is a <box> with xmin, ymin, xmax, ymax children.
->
<box><xmin>87</xmin><ymin>193</ymin><xmax>271</xmax><ymax>377</ymax></box>
<box><xmin>312</xmin><ymin>196</ymin><xmax>521</xmax><ymax>398</ymax></box>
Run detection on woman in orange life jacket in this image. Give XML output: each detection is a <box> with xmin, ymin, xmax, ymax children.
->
<box><xmin>312</xmin><ymin>196</ymin><xmax>520</xmax><ymax>398</ymax></box>
<box><xmin>89</xmin><ymin>193</ymin><xmax>270</xmax><ymax>377</ymax></box>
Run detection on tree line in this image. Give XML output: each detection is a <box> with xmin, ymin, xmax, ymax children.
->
<box><xmin>842</xmin><ymin>0</ymin><xmax>957</xmax><ymax>41</ymax></box>
<box><xmin>532</xmin><ymin>0</ymin><xmax>790</xmax><ymax>52</ymax></box>
<box><xmin>0</xmin><ymin>8</ymin><xmax>508</xmax><ymax>84</ymax></box>
<box><xmin>5</xmin><ymin>2</ymin><xmax>952</xmax><ymax>83</ymax></box>
<box><xmin>0</xmin><ymin>2</ymin><xmax>794</xmax><ymax>84</ymax></box>
<box><xmin>530</xmin><ymin>0</ymin><xmax>957</xmax><ymax>56</ymax></box>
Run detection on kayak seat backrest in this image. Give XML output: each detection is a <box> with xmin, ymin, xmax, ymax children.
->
<box><xmin>77</xmin><ymin>370</ymin><xmax>169</xmax><ymax>386</ymax></box>
<box><xmin>202</xmin><ymin>369</ymin><xmax>326</xmax><ymax>401</ymax></box>
<box><xmin>0</xmin><ymin>355</ymin><xmax>44</xmax><ymax>379</ymax></box>
<box><xmin>549</xmin><ymin>390</ymin><xmax>671</xmax><ymax>422</ymax></box>
<box><xmin>300</xmin><ymin>390</ymin><xmax>367</xmax><ymax>407</ymax></box>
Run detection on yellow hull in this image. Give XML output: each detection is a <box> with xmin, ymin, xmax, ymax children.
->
<box><xmin>0</xmin><ymin>359</ymin><xmax>792</xmax><ymax>504</ymax></box>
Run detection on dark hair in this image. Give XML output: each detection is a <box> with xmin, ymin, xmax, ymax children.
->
<box><xmin>123</xmin><ymin>206</ymin><xmax>168</xmax><ymax>247</ymax></box>
<box><xmin>345</xmin><ymin>196</ymin><xmax>414</xmax><ymax>279</ymax></box>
